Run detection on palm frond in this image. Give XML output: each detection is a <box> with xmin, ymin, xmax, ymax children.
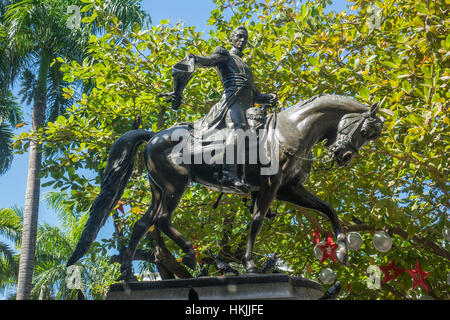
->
<box><xmin>0</xmin><ymin>254</ymin><xmax>19</xmax><ymax>293</ymax></box>
<box><xmin>35</xmin><ymin>224</ymin><xmax>75</xmax><ymax>259</ymax></box>
<box><xmin>0</xmin><ymin>122</ymin><xmax>14</xmax><ymax>174</ymax></box>
<box><xmin>103</xmin><ymin>0</ymin><xmax>151</xmax><ymax>29</ymax></box>
<box><xmin>45</xmin><ymin>191</ymin><xmax>89</xmax><ymax>240</ymax></box>
<box><xmin>89</xmin><ymin>0</ymin><xmax>151</xmax><ymax>35</ymax></box>
<box><xmin>0</xmin><ymin>90</ymin><xmax>22</xmax><ymax>123</ymax></box>
<box><xmin>0</xmin><ymin>34</ymin><xmax>23</xmax><ymax>86</ymax></box>
<box><xmin>18</xmin><ymin>67</ymin><xmax>36</xmax><ymax>105</ymax></box>
<box><xmin>0</xmin><ymin>204</ymin><xmax>20</xmax><ymax>291</ymax></box>
<box><xmin>0</xmin><ymin>206</ymin><xmax>22</xmax><ymax>243</ymax></box>
<box><xmin>0</xmin><ymin>82</ymin><xmax>23</xmax><ymax>175</ymax></box>
<box><xmin>46</xmin><ymin>60</ymin><xmax>78</xmax><ymax>123</ymax></box>
<box><xmin>32</xmin><ymin>263</ymin><xmax>67</xmax><ymax>299</ymax></box>
<box><xmin>0</xmin><ymin>240</ymin><xmax>17</xmax><ymax>269</ymax></box>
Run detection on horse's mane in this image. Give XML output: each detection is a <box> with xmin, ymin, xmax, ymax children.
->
<box><xmin>277</xmin><ymin>94</ymin><xmax>370</xmax><ymax>148</ymax></box>
<box><xmin>291</xmin><ymin>94</ymin><xmax>369</xmax><ymax>114</ymax></box>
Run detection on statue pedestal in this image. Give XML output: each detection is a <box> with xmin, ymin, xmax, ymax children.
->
<box><xmin>106</xmin><ymin>274</ymin><xmax>323</xmax><ymax>300</ymax></box>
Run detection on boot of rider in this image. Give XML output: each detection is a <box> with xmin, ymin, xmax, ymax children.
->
<box><xmin>222</xmin><ymin>126</ymin><xmax>250</xmax><ymax>193</ymax></box>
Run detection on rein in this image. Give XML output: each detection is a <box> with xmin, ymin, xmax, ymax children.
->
<box><xmin>277</xmin><ymin>112</ymin><xmax>369</xmax><ymax>171</ymax></box>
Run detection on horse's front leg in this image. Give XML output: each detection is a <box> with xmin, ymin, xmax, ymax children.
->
<box><xmin>276</xmin><ymin>183</ymin><xmax>348</xmax><ymax>266</ymax></box>
<box><xmin>244</xmin><ymin>176</ymin><xmax>281</xmax><ymax>273</ymax></box>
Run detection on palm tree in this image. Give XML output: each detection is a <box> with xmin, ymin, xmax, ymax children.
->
<box><xmin>31</xmin><ymin>223</ymin><xmax>118</xmax><ymax>300</ymax></box>
<box><xmin>1</xmin><ymin>196</ymin><xmax>119</xmax><ymax>300</ymax></box>
<box><xmin>0</xmin><ymin>4</ymin><xmax>23</xmax><ymax>175</ymax></box>
<box><xmin>0</xmin><ymin>206</ymin><xmax>22</xmax><ymax>297</ymax></box>
<box><xmin>1</xmin><ymin>0</ymin><xmax>150</xmax><ymax>299</ymax></box>
<box><xmin>0</xmin><ymin>90</ymin><xmax>22</xmax><ymax>175</ymax></box>
<box><xmin>34</xmin><ymin>191</ymin><xmax>119</xmax><ymax>300</ymax></box>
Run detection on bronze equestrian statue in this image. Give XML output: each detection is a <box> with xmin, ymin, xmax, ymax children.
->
<box><xmin>67</xmin><ymin>26</ymin><xmax>384</xmax><ymax>281</ymax></box>
<box><xmin>167</xmin><ymin>26</ymin><xmax>277</xmax><ymax>193</ymax></box>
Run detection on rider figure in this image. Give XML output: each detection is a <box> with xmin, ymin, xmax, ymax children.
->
<box><xmin>168</xmin><ymin>26</ymin><xmax>277</xmax><ymax>192</ymax></box>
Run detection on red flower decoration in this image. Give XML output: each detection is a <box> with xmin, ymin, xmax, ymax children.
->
<box><xmin>406</xmin><ymin>260</ymin><xmax>430</xmax><ymax>292</ymax></box>
<box><xmin>313</xmin><ymin>228</ymin><xmax>321</xmax><ymax>245</ymax></box>
<box><xmin>317</xmin><ymin>233</ymin><xmax>338</xmax><ymax>263</ymax></box>
<box><xmin>378</xmin><ymin>261</ymin><xmax>405</xmax><ymax>285</ymax></box>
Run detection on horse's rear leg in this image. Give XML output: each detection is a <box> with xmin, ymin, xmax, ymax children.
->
<box><xmin>153</xmin><ymin>181</ymin><xmax>196</xmax><ymax>270</ymax></box>
<box><xmin>118</xmin><ymin>183</ymin><xmax>162</xmax><ymax>281</ymax></box>
<box><xmin>144</xmin><ymin>130</ymin><xmax>195</xmax><ymax>270</ymax></box>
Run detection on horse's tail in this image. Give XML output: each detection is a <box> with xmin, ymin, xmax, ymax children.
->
<box><xmin>67</xmin><ymin>129</ymin><xmax>154</xmax><ymax>266</ymax></box>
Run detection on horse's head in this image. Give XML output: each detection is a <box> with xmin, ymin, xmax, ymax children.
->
<box><xmin>329</xmin><ymin>102</ymin><xmax>383</xmax><ymax>167</ymax></box>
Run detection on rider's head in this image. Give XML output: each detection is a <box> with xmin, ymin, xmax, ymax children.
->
<box><xmin>230</xmin><ymin>26</ymin><xmax>248</xmax><ymax>52</ymax></box>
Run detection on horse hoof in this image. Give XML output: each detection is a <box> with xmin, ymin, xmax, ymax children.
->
<box><xmin>182</xmin><ymin>252</ymin><xmax>197</xmax><ymax>270</ymax></box>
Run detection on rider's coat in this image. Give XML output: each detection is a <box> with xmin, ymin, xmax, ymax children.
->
<box><xmin>194</xmin><ymin>46</ymin><xmax>271</xmax><ymax>132</ymax></box>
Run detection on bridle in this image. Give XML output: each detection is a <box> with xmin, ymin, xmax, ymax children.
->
<box><xmin>328</xmin><ymin>112</ymin><xmax>371</xmax><ymax>157</ymax></box>
<box><xmin>277</xmin><ymin>111</ymin><xmax>374</xmax><ymax>171</ymax></box>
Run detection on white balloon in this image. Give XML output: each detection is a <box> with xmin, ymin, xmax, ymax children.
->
<box><xmin>346</xmin><ymin>232</ymin><xmax>363</xmax><ymax>251</ymax></box>
<box><xmin>373</xmin><ymin>231</ymin><xmax>392</xmax><ymax>253</ymax></box>
<box><xmin>313</xmin><ymin>241</ymin><xmax>325</xmax><ymax>260</ymax></box>
<box><xmin>335</xmin><ymin>241</ymin><xmax>347</xmax><ymax>264</ymax></box>
<box><xmin>319</xmin><ymin>268</ymin><xmax>336</xmax><ymax>285</ymax></box>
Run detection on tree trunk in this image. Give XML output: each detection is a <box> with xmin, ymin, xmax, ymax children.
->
<box><xmin>16</xmin><ymin>49</ymin><xmax>51</xmax><ymax>300</ymax></box>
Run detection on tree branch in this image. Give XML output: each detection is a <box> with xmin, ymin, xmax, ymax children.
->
<box><xmin>296</xmin><ymin>207</ymin><xmax>328</xmax><ymax>235</ymax></box>
<box><xmin>148</xmin><ymin>228</ymin><xmax>193</xmax><ymax>279</ymax></box>
<box><xmin>344</xmin><ymin>224</ymin><xmax>450</xmax><ymax>261</ymax></box>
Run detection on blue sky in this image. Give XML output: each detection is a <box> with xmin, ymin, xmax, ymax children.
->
<box><xmin>0</xmin><ymin>0</ymin><xmax>350</xmax><ymax>298</ymax></box>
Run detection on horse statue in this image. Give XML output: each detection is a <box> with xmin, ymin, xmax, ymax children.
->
<box><xmin>67</xmin><ymin>94</ymin><xmax>383</xmax><ymax>281</ymax></box>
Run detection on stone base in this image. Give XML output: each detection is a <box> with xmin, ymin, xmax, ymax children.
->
<box><xmin>106</xmin><ymin>274</ymin><xmax>324</xmax><ymax>300</ymax></box>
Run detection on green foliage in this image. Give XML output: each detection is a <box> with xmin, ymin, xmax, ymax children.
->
<box><xmin>0</xmin><ymin>194</ymin><xmax>121</xmax><ymax>300</ymax></box>
<box><xmin>0</xmin><ymin>21</ymin><xmax>23</xmax><ymax>175</ymax></box>
<box><xmin>15</xmin><ymin>0</ymin><xmax>449</xmax><ymax>299</ymax></box>
<box><xmin>29</xmin><ymin>191</ymin><xmax>121</xmax><ymax>300</ymax></box>
<box><xmin>0</xmin><ymin>206</ymin><xmax>22</xmax><ymax>294</ymax></box>
<box><xmin>31</xmin><ymin>223</ymin><xmax>119</xmax><ymax>300</ymax></box>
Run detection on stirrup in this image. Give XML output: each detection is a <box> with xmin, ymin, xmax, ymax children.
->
<box><xmin>221</xmin><ymin>170</ymin><xmax>250</xmax><ymax>193</ymax></box>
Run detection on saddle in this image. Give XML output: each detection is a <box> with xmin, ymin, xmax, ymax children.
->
<box><xmin>169</xmin><ymin>108</ymin><xmax>276</xmax><ymax>174</ymax></box>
